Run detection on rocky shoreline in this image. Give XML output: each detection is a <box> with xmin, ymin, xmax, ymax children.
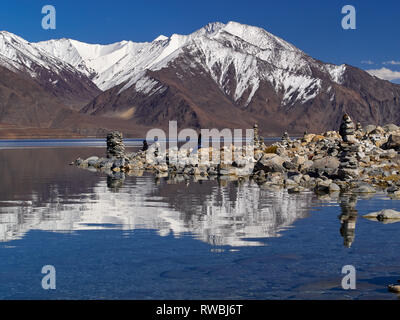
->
<box><xmin>72</xmin><ymin>115</ymin><xmax>400</xmax><ymax>200</ymax></box>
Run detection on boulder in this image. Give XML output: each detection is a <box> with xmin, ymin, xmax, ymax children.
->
<box><xmin>383</xmin><ymin>124</ymin><xmax>399</xmax><ymax>133</ymax></box>
<box><xmin>385</xmin><ymin>134</ymin><xmax>400</xmax><ymax>151</ymax></box>
<box><xmin>310</xmin><ymin>156</ymin><xmax>340</xmax><ymax>175</ymax></box>
<box><xmin>329</xmin><ymin>183</ymin><xmax>341</xmax><ymax>192</ymax></box>
<box><xmin>363</xmin><ymin>209</ymin><xmax>400</xmax><ymax>220</ymax></box>
<box><xmin>352</xmin><ymin>185</ymin><xmax>376</xmax><ymax>193</ymax></box>
<box><xmin>85</xmin><ymin>156</ymin><xmax>99</xmax><ymax>166</ymax></box>
<box><xmin>363</xmin><ymin>125</ymin><xmax>377</xmax><ymax>134</ymax></box>
<box><xmin>254</xmin><ymin>155</ymin><xmax>285</xmax><ymax>173</ymax></box>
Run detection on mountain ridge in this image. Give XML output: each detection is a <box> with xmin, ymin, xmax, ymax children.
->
<box><xmin>1</xmin><ymin>21</ymin><xmax>399</xmax><ymax>137</ymax></box>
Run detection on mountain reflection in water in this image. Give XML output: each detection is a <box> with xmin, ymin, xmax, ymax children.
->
<box><xmin>0</xmin><ymin>147</ymin><xmax>318</xmax><ymax>246</ymax></box>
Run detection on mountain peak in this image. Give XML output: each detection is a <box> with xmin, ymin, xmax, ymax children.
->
<box><xmin>153</xmin><ymin>35</ymin><xmax>169</xmax><ymax>42</ymax></box>
<box><xmin>0</xmin><ymin>30</ymin><xmax>28</xmax><ymax>43</ymax></box>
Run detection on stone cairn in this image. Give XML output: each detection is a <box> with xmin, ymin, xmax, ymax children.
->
<box><xmin>281</xmin><ymin>131</ymin><xmax>291</xmax><ymax>147</ymax></box>
<box><xmin>253</xmin><ymin>124</ymin><xmax>263</xmax><ymax>150</ymax></box>
<box><xmin>338</xmin><ymin>114</ymin><xmax>360</xmax><ymax>180</ymax></box>
<box><xmin>106</xmin><ymin>131</ymin><xmax>125</xmax><ymax>159</ymax></box>
<box><xmin>355</xmin><ymin>122</ymin><xmax>363</xmax><ymax>140</ymax></box>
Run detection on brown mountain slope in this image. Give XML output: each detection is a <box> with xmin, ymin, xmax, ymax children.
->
<box><xmin>0</xmin><ymin>66</ymin><xmax>153</xmax><ymax>138</ymax></box>
<box><xmin>0</xmin><ymin>65</ymin><xmax>68</xmax><ymax>128</ymax></box>
<box><xmin>80</xmin><ymin>55</ymin><xmax>400</xmax><ymax>136</ymax></box>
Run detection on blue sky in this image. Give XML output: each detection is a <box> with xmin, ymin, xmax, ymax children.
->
<box><xmin>1</xmin><ymin>0</ymin><xmax>400</xmax><ymax>82</ymax></box>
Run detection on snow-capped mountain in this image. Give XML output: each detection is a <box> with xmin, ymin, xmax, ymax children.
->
<box><xmin>36</xmin><ymin>21</ymin><xmax>346</xmax><ymax>106</ymax></box>
<box><xmin>1</xmin><ymin>21</ymin><xmax>400</xmax><ymax>136</ymax></box>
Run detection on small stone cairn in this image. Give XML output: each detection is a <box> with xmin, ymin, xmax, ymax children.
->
<box><xmin>281</xmin><ymin>131</ymin><xmax>291</xmax><ymax>147</ymax></box>
<box><xmin>338</xmin><ymin>114</ymin><xmax>360</xmax><ymax>180</ymax></box>
<box><xmin>355</xmin><ymin>122</ymin><xmax>363</xmax><ymax>140</ymax></box>
<box><xmin>253</xmin><ymin>124</ymin><xmax>265</xmax><ymax>150</ymax></box>
<box><xmin>106</xmin><ymin>131</ymin><xmax>125</xmax><ymax>159</ymax></box>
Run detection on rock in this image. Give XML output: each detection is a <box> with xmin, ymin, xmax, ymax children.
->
<box><xmin>302</xmin><ymin>134</ymin><xmax>315</xmax><ymax>143</ymax></box>
<box><xmin>254</xmin><ymin>155</ymin><xmax>285</xmax><ymax>173</ymax></box>
<box><xmin>290</xmin><ymin>173</ymin><xmax>302</xmax><ymax>184</ymax></box>
<box><xmin>73</xmin><ymin>158</ymin><xmax>84</xmax><ymax>166</ymax></box>
<box><xmin>288</xmin><ymin>186</ymin><xmax>304</xmax><ymax>193</ymax></box>
<box><xmin>387</xmin><ymin>186</ymin><xmax>399</xmax><ymax>193</ymax></box>
<box><xmin>329</xmin><ymin>183</ymin><xmax>341</xmax><ymax>192</ymax></box>
<box><xmin>363</xmin><ymin>125</ymin><xmax>377</xmax><ymax>135</ymax></box>
<box><xmin>86</xmin><ymin>156</ymin><xmax>99</xmax><ymax>166</ymax></box>
<box><xmin>311</xmin><ymin>135</ymin><xmax>325</xmax><ymax>143</ymax></box>
<box><xmin>154</xmin><ymin>163</ymin><xmax>168</xmax><ymax>173</ymax></box>
<box><xmin>364</xmin><ymin>209</ymin><xmax>400</xmax><ymax>220</ymax></box>
<box><xmin>383</xmin><ymin>124</ymin><xmax>399</xmax><ymax>133</ymax></box>
<box><xmin>112</xmin><ymin>158</ymin><xmax>125</xmax><ymax>169</ymax></box>
<box><xmin>283</xmin><ymin>161</ymin><xmax>297</xmax><ymax>170</ymax></box>
<box><xmin>292</xmin><ymin>155</ymin><xmax>306</xmax><ymax>166</ymax></box>
<box><xmin>388</xmin><ymin>284</ymin><xmax>400</xmax><ymax>293</ymax></box>
<box><xmin>385</xmin><ymin>134</ymin><xmax>400</xmax><ymax>151</ymax></box>
<box><xmin>311</xmin><ymin>156</ymin><xmax>340</xmax><ymax>174</ymax></box>
<box><xmin>315</xmin><ymin>180</ymin><xmax>331</xmax><ymax>193</ymax></box>
<box><xmin>285</xmin><ymin>178</ymin><xmax>298</xmax><ymax>187</ymax></box>
<box><xmin>300</xmin><ymin>160</ymin><xmax>314</xmax><ymax>171</ymax></box>
<box><xmin>352</xmin><ymin>185</ymin><xmax>376</xmax><ymax>193</ymax></box>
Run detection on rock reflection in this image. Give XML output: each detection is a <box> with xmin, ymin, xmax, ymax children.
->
<box><xmin>338</xmin><ymin>194</ymin><xmax>358</xmax><ymax>248</ymax></box>
<box><xmin>107</xmin><ymin>172</ymin><xmax>125</xmax><ymax>190</ymax></box>
<box><xmin>0</xmin><ymin>172</ymin><xmax>316</xmax><ymax>246</ymax></box>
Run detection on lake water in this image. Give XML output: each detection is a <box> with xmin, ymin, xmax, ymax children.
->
<box><xmin>0</xmin><ymin>143</ymin><xmax>399</xmax><ymax>300</ymax></box>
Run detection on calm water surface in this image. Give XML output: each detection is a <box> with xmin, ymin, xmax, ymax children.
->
<box><xmin>0</xmin><ymin>143</ymin><xmax>399</xmax><ymax>299</ymax></box>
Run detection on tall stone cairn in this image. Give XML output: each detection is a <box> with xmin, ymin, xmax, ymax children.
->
<box><xmin>338</xmin><ymin>114</ymin><xmax>360</xmax><ymax>180</ymax></box>
<box><xmin>106</xmin><ymin>131</ymin><xmax>125</xmax><ymax>159</ymax></box>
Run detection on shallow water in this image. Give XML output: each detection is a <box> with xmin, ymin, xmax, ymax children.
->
<box><xmin>0</xmin><ymin>145</ymin><xmax>399</xmax><ymax>299</ymax></box>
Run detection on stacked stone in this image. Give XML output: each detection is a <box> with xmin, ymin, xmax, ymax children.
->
<box><xmin>355</xmin><ymin>122</ymin><xmax>363</xmax><ymax>140</ymax></box>
<box><xmin>253</xmin><ymin>124</ymin><xmax>262</xmax><ymax>150</ymax></box>
<box><xmin>339</xmin><ymin>114</ymin><xmax>356</xmax><ymax>143</ymax></box>
<box><xmin>281</xmin><ymin>131</ymin><xmax>291</xmax><ymax>147</ymax></box>
<box><xmin>106</xmin><ymin>131</ymin><xmax>125</xmax><ymax>159</ymax></box>
<box><xmin>338</xmin><ymin>115</ymin><xmax>360</xmax><ymax>180</ymax></box>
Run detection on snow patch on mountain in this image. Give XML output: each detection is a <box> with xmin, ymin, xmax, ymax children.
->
<box><xmin>326</xmin><ymin>64</ymin><xmax>346</xmax><ymax>84</ymax></box>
